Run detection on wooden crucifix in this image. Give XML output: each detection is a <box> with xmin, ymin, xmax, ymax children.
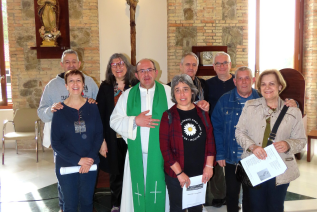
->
<box><xmin>127</xmin><ymin>0</ymin><xmax>138</xmax><ymax>66</ymax></box>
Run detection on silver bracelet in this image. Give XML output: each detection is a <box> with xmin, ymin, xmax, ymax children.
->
<box><xmin>205</xmin><ymin>165</ymin><xmax>213</xmax><ymax>168</ymax></box>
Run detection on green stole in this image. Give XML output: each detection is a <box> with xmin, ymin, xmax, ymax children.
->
<box><xmin>127</xmin><ymin>81</ymin><xmax>168</xmax><ymax>212</ymax></box>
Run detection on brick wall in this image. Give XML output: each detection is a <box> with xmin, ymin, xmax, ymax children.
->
<box><xmin>6</xmin><ymin>0</ymin><xmax>100</xmax><ymax>149</ymax></box>
<box><xmin>303</xmin><ymin>0</ymin><xmax>317</xmax><ymax>132</ymax></box>
<box><xmin>167</xmin><ymin>0</ymin><xmax>248</xmax><ymax>81</ymax></box>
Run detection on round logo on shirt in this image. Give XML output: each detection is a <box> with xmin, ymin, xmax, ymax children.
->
<box><xmin>184</xmin><ymin>123</ymin><xmax>197</xmax><ymax>136</ymax></box>
<box><xmin>82</xmin><ymin>134</ymin><xmax>87</xmax><ymax>139</ymax></box>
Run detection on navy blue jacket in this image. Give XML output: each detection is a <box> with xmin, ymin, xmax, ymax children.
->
<box><xmin>211</xmin><ymin>88</ymin><xmax>260</xmax><ymax>163</ymax></box>
<box><xmin>51</xmin><ymin>101</ymin><xmax>103</xmax><ymax>167</ymax></box>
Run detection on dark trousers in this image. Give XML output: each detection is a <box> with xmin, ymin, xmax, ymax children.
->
<box><xmin>207</xmin><ymin>163</ymin><xmax>226</xmax><ymax>202</ymax></box>
<box><xmin>225</xmin><ymin>163</ymin><xmax>250</xmax><ymax>212</ymax></box>
<box><xmin>54</xmin><ymin>151</ymin><xmax>64</xmax><ymax>210</ymax></box>
<box><xmin>110</xmin><ymin>138</ymin><xmax>127</xmax><ymax>207</ymax></box>
<box><xmin>56</xmin><ymin>162</ymin><xmax>98</xmax><ymax>212</ymax></box>
<box><xmin>245</xmin><ymin>177</ymin><xmax>289</xmax><ymax>212</ymax></box>
<box><xmin>165</xmin><ymin>174</ymin><xmax>202</xmax><ymax>212</ymax></box>
<box><xmin>58</xmin><ymin>181</ymin><xmax>64</xmax><ymax>209</ymax></box>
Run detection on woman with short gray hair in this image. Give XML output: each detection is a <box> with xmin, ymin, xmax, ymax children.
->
<box><xmin>159</xmin><ymin>74</ymin><xmax>216</xmax><ymax>211</ymax></box>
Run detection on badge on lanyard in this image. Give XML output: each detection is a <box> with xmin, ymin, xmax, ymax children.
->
<box><xmin>74</xmin><ymin>120</ymin><xmax>86</xmax><ymax>134</ymax></box>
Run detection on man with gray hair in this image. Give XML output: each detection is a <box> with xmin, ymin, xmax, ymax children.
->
<box><xmin>211</xmin><ymin>66</ymin><xmax>257</xmax><ymax>212</ymax></box>
<box><xmin>168</xmin><ymin>52</ymin><xmax>209</xmax><ymax>111</ymax></box>
<box><xmin>205</xmin><ymin>52</ymin><xmax>234</xmax><ymax>208</ymax></box>
<box><xmin>37</xmin><ymin>49</ymin><xmax>98</xmax><ymax>212</ymax></box>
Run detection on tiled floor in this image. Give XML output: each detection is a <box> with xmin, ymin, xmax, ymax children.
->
<box><xmin>0</xmin><ymin>149</ymin><xmax>317</xmax><ymax>212</ymax></box>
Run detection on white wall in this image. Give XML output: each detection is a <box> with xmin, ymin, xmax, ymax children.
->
<box><xmin>98</xmin><ymin>0</ymin><xmax>168</xmax><ymax>83</ymax></box>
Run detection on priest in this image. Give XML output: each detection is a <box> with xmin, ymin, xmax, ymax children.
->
<box><xmin>110</xmin><ymin>58</ymin><xmax>210</xmax><ymax>212</ymax></box>
<box><xmin>110</xmin><ymin>59</ymin><xmax>173</xmax><ymax>212</ymax></box>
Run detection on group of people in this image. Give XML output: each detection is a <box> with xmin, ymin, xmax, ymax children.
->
<box><xmin>37</xmin><ymin>49</ymin><xmax>306</xmax><ymax>212</ymax></box>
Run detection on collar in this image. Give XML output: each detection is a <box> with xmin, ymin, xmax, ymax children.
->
<box><xmin>139</xmin><ymin>82</ymin><xmax>156</xmax><ymax>92</ymax></box>
<box><xmin>259</xmin><ymin>97</ymin><xmax>284</xmax><ymax>118</ymax></box>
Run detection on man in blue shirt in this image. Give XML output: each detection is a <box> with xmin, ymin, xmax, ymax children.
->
<box><xmin>211</xmin><ymin>66</ymin><xmax>257</xmax><ymax>212</ymax></box>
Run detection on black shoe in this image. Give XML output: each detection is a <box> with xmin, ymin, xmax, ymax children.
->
<box><xmin>211</xmin><ymin>198</ymin><xmax>226</xmax><ymax>208</ymax></box>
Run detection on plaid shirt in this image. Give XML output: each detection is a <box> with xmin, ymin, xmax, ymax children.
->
<box><xmin>159</xmin><ymin>104</ymin><xmax>216</xmax><ymax>178</ymax></box>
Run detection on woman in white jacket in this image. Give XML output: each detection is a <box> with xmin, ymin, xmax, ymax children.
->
<box><xmin>235</xmin><ymin>69</ymin><xmax>306</xmax><ymax>212</ymax></box>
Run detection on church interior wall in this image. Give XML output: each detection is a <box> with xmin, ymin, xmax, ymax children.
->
<box><xmin>2</xmin><ymin>0</ymin><xmax>317</xmax><ymax>149</ymax></box>
<box><xmin>3</xmin><ymin>0</ymin><xmax>100</xmax><ymax>149</ymax></box>
<box><xmin>99</xmin><ymin>0</ymin><xmax>168</xmax><ymax>83</ymax></box>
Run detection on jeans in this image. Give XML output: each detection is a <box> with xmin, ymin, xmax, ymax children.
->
<box><xmin>110</xmin><ymin>138</ymin><xmax>127</xmax><ymax>207</ymax></box>
<box><xmin>165</xmin><ymin>174</ymin><xmax>202</xmax><ymax>212</ymax></box>
<box><xmin>245</xmin><ymin>177</ymin><xmax>289</xmax><ymax>212</ymax></box>
<box><xmin>56</xmin><ymin>162</ymin><xmax>98</xmax><ymax>212</ymax></box>
<box><xmin>225</xmin><ymin>163</ymin><xmax>249</xmax><ymax>212</ymax></box>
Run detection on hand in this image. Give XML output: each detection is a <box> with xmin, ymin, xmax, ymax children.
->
<box><xmin>217</xmin><ymin>160</ymin><xmax>226</xmax><ymax>167</ymax></box>
<box><xmin>284</xmin><ymin>98</ymin><xmax>297</xmax><ymax>108</ymax></box>
<box><xmin>99</xmin><ymin>139</ymin><xmax>108</xmax><ymax>158</ymax></box>
<box><xmin>252</xmin><ymin>146</ymin><xmax>267</xmax><ymax>160</ymax></box>
<box><xmin>79</xmin><ymin>165</ymin><xmax>91</xmax><ymax>174</ymax></box>
<box><xmin>78</xmin><ymin>157</ymin><xmax>94</xmax><ymax>166</ymax></box>
<box><xmin>202</xmin><ymin>166</ymin><xmax>214</xmax><ymax>183</ymax></box>
<box><xmin>135</xmin><ymin>110</ymin><xmax>160</xmax><ymax>128</ymax></box>
<box><xmin>51</xmin><ymin>102</ymin><xmax>63</xmax><ymax>112</ymax></box>
<box><xmin>273</xmin><ymin>141</ymin><xmax>290</xmax><ymax>153</ymax></box>
<box><xmin>177</xmin><ymin>172</ymin><xmax>190</xmax><ymax>188</ymax></box>
<box><xmin>196</xmin><ymin>100</ymin><xmax>210</xmax><ymax>112</ymax></box>
<box><xmin>87</xmin><ymin>98</ymin><xmax>97</xmax><ymax>104</ymax></box>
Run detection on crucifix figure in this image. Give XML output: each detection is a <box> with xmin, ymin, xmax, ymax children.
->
<box><xmin>126</xmin><ymin>0</ymin><xmax>139</xmax><ymax>66</ymax></box>
<box><xmin>150</xmin><ymin>181</ymin><xmax>162</xmax><ymax>204</ymax></box>
<box><xmin>134</xmin><ymin>183</ymin><xmax>142</xmax><ymax>206</ymax></box>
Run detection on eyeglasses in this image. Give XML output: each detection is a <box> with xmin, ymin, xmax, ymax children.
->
<box><xmin>111</xmin><ymin>61</ymin><xmax>125</xmax><ymax>68</ymax></box>
<box><xmin>214</xmin><ymin>61</ymin><xmax>230</xmax><ymax>67</ymax></box>
<box><xmin>137</xmin><ymin>68</ymin><xmax>155</xmax><ymax>74</ymax></box>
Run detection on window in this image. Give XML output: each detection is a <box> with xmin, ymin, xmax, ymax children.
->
<box><xmin>248</xmin><ymin>0</ymin><xmax>304</xmax><ymax>75</ymax></box>
<box><xmin>0</xmin><ymin>0</ymin><xmax>12</xmax><ymax>108</ymax></box>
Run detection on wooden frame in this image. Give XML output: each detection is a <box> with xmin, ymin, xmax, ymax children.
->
<box><xmin>192</xmin><ymin>46</ymin><xmax>227</xmax><ymax>76</ymax></box>
<box><xmin>30</xmin><ymin>0</ymin><xmax>70</xmax><ymax>59</ymax></box>
<box><xmin>0</xmin><ymin>0</ymin><xmax>8</xmax><ymax>107</ymax></box>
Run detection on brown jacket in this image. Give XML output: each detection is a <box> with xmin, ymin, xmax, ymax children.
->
<box><xmin>235</xmin><ymin>97</ymin><xmax>307</xmax><ymax>185</ymax></box>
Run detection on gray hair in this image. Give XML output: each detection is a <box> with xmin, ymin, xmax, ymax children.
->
<box><xmin>61</xmin><ymin>49</ymin><xmax>80</xmax><ymax>63</ymax></box>
<box><xmin>180</xmin><ymin>52</ymin><xmax>199</xmax><ymax>65</ymax></box>
<box><xmin>136</xmin><ymin>58</ymin><xmax>157</xmax><ymax>70</ymax></box>
<box><xmin>234</xmin><ymin>66</ymin><xmax>253</xmax><ymax>78</ymax></box>
<box><xmin>171</xmin><ymin>74</ymin><xmax>198</xmax><ymax>104</ymax></box>
<box><xmin>213</xmin><ymin>52</ymin><xmax>231</xmax><ymax>64</ymax></box>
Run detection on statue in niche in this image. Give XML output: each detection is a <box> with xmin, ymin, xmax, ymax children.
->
<box><xmin>37</xmin><ymin>0</ymin><xmax>61</xmax><ymax>47</ymax></box>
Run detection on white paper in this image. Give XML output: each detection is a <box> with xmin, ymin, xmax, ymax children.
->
<box><xmin>182</xmin><ymin>175</ymin><xmax>207</xmax><ymax>209</ymax></box>
<box><xmin>240</xmin><ymin>145</ymin><xmax>287</xmax><ymax>186</ymax></box>
<box><xmin>43</xmin><ymin>121</ymin><xmax>51</xmax><ymax>148</ymax></box>
<box><xmin>60</xmin><ymin>164</ymin><xmax>97</xmax><ymax>175</ymax></box>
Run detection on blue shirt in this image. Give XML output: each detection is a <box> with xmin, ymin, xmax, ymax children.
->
<box><xmin>51</xmin><ymin>101</ymin><xmax>103</xmax><ymax>167</ymax></box>
<box><xmin>211</xmin><ymin>88</ymin><xmax>260</xmax><ymax>164</ymax></box>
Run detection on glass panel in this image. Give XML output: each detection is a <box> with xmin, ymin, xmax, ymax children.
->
<box><xmin>259</xmin><ymin>0</ymin><xmax>296</xmax><ymax>73</ymax></box>
<box><xmin>199</xmin><ymin>51</ymin><xmax>224</xmax><ymax>66</ymax></box>
<box><xmin>2</xmin><ymin>0</ymin><xmax>11</xmax><ymax>103</ymax></box>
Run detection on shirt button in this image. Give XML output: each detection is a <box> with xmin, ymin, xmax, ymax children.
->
<box><xmin>262</xmin><ymin>126</ymin><xmax>264</xmax><ymax>128</ymax></box>
<box><xmin>233</xmin><ymin>139</ymin><xmax>235</xmax><ymax>140</ymax></box>
<box><xmin>233</xmin><ymin>151</ymin><xmax>235</xmax><ymax>153</ymax></box>
<box><xmin>236</xmin><ymin>113</ymin><xmax>238</xmax><ymax>115</ymax></box>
